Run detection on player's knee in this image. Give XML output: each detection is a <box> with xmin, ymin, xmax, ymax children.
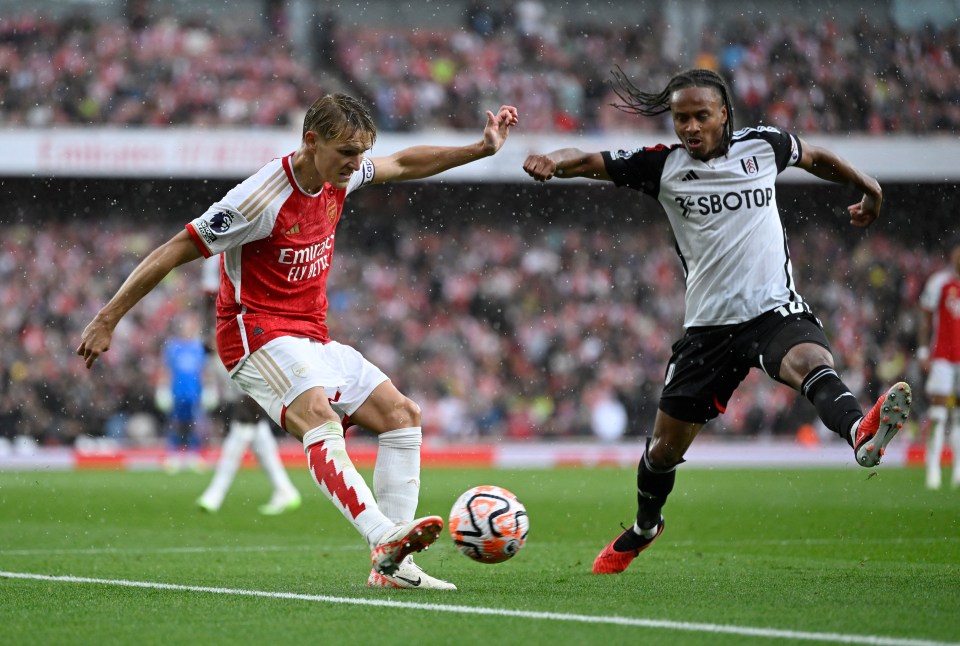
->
<box><xmin>646</xmin><ymin>441</ymin><xmax>684</xmax><ymax>471</ymax></box>
<box><xmin>782</xmin><ymin>345</ymin><xmax>834</xmax><ymax>384</ymax></box>
<box><xmin>287</xmin><ymin>388</ymin><xmax>339</xmax><ymax>428</ymax></box>
<box><xmin>389</xmin><ymin>396</ymin><xmax>421</xmax><ymax>429</ymax></box>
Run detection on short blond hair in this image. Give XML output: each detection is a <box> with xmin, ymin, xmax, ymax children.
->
<box><xmin>302</xmin><ymin>93</ymin><xmax>377</xmax><ymax>145</ymax></box>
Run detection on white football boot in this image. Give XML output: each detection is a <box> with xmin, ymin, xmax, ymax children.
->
<box><xmin>367</xmin><ymin>557</ymin><xmax>457</xmax><ymax>591</ymax></box>
<box><xmin>195</xmin><ymin>496</ymin><xmax>221</xmax><ymax>513</ymax></box>
<box><xmin>258</xmin><ymin>490</ymin><xmax>302</xmax><ymax>516</ymax></box>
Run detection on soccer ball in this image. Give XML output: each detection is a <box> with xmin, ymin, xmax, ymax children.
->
<box><xmin>448</xmin><ymin>485</ymin><xmax>529</xmax><ymax>564</ymax></box>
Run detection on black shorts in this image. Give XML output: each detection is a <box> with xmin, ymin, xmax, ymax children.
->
<box><xmin>659</xmin><ymin>304</ymin><xmax>831</xmax><ymax>424</ymax></box>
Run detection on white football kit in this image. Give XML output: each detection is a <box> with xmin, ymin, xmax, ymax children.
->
<box><xmin>602</xmin><ymin>126</ymin><xmax>804</xmax><ymax>328</ymax></box>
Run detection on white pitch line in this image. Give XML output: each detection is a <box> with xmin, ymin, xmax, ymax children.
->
<box><xmin>0</xmin><ymin>571</ymin><xmax>955</xmax><ymax>646</ymax></box>
<box><xmin>0</xmin><ymin>545</ymin><xmax>349</xmax><ymax>556</ymax></box>
<box><xmin>1</xmin><ymin>535</ymin><xmax>956</xmax><ymax>557</ymax></box>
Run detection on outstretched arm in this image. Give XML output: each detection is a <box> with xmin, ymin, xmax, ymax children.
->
<box><xmin>795</xmin><ymin>138</ymin><xmax>882</xmax><ymax>228</ymax></box>
<box><xmin>368</xmin><ymin>105</ymin><xmax>519</xmax><ymax>184</ymax></box>
<box><xmin>77</xmin><ymin>229</ymin><xmax>202</xmax><ymax>368</ymax></box>
<box><xmin>522</xmin><ymin>148</ymin><xmax>610</xmax><ymax>182</ymax></box>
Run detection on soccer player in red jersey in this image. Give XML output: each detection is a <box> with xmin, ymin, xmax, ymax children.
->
<box><xmin>918</xmin><ymin>235</ymin><xmax>960</xmax><ymax>489</ymax></box>
<box><xmin>78</xmin><ymin>94</ymin><xmax>519</xmax><ymax>590</ymax></box>
<box><xmin>523</xmin><ymin>68</ymin><xmax>911</xmax><ymax>574</ymax></box>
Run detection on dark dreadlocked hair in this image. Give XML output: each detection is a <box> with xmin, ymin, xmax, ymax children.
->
<box><xmin>610</xmin><ymin>67</ymin><xmax>736</xmax><ymax>156</ymax></box>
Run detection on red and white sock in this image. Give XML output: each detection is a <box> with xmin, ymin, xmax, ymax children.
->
<box><xmin>373</xmin><ymin>427</ymin><xmax>422</xmax><ymax>524</ymax></box>
<box><xmin>303</xmin><ymin>422</ymin><xmax>393</xmax><ymax>546</ymax></box>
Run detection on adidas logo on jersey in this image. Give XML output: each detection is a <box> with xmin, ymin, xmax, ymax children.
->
<box><xmin>285</xmin><ymin>223</ymin><xmax>301</xmax><ymax>235</ymax></box>
<box><xmin>680</xmin><ymin>170</ymin><xmax>700</xmax><ymax>181</ymax></box>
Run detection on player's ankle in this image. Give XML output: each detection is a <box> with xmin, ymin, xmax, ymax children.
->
<box><xmin>847</xmin><ymin>418</ymin><xmax>861</xmax><ymax>447</ymax></box>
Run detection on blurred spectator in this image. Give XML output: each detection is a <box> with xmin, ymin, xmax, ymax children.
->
<box><xmin>465</xmin><ymin>1</ymin><xmax>505</xmax><ymax>39</ymax></box>
<box><xmin>587</xmin><ymin>382</ymin><xmax>629</xmax><ymax>443</ymax></box>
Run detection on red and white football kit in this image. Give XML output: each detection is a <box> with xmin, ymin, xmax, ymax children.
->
<box><xmin>186</xmin><ymin>153</ymin><xmax>375</xmax><ymax>372</ymax></box>
<box><xmin>186</xmin><ymin>154</ymin><xmax>412</xmax><ymax>548</ymax></box>
<box><xmin>919</xmin><ymin>268</ymin><xmax>960</xmax><ymax>397</ymax></box>
<box><xmin>919</xmin><ymin>266</ymin><xmax>960</xmax><ymax>489</ymax></box>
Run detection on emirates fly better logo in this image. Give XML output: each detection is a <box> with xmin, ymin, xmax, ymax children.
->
<box><xmin>277</xmin><ymin>233</ymin><xmax>335</xmax><ymax>282</ymax></box>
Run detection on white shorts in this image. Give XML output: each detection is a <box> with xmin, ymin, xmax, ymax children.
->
<box><xmin>925</xmin><ymin>359</ymin><xmax>960</xmax><ymax>398</ymax></box>
<box><xmin>232</xmin><ymin>337</ymin><xmax>388</xmax><ymax>429</ymax></box>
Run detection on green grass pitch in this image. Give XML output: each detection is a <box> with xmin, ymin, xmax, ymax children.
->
<box><xmin>1</xmin><ymin>466</ymin><xmax>958</xmax><ymax>645</ymax></box>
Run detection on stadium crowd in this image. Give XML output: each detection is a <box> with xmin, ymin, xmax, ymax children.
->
<box><xmin>0</xmin><ymin>204</ymin><xmax>927</xmax><ymax>449</ymax></box>
<box><xmin>0</xmin><ymin>6</ymin><xmax>957</xmax><ymax>133</ymax></box>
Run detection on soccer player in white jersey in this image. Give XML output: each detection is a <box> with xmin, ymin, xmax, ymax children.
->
<box><xmin>523</xmin><ymin>68</ymin><xmax>911</xmax><ymax>574</ymax></box>
<box><xmin>917</xmin><ymin>235</ymin><xmax>960</xmax><ymax>490</ymax></box>
<box><xmin>196</xmin><ymin>254</ymin><xmax>302</xmax><ymax>515</ymax></box>
<box><xmin>78</xmin><ymin>93</ymin><xmax>519</xmax><ymax>590</ymax></box>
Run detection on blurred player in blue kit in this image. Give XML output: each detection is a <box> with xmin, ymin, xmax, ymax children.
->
<box><xmin>523</xmin><ymin>68</ymin><xmax>913</xmax><ymax>574</ymax></box>
<box><xmin>155</xmin><ymin>313</ymin><xmax>215</xmax><ymax>473</ymax></box>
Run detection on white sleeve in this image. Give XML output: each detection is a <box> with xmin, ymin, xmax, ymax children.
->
<box><xmin>345</xmin><ymin>157</ymin><xmax>376</xmax><ymax>196</ymax></box>
<box><xmin>188</xmin><ymin>164</ymin><xmax>290</xmax><ymax>256</ymax></box>
<box><xmin>190</xmin><ymin>202</ymin><xmax>271</xmax><ymax>256</ymax></box>
<box><xmin>920</xmin><ymin>272</ymin><xmax>946</xmax><ymax>312</ymax></box>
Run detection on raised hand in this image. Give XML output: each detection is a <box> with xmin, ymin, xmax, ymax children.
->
<box><xmin>482</xmin><ymin>105</ymin><xmax>519</xmax><ymax>155</ymax></box>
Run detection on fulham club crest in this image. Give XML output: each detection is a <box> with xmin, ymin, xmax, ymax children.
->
<box><xmin>740</xmin><ymin>156</ymin><xmax>760</xmax><ymax>175</ymax></box>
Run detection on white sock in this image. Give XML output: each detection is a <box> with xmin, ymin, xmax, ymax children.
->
<box><xmin>251</xmin><ymin>420</ymin><xmax>298</xmax><ymax>497</ymax></box>
<box><xmin>303</xmin><ymin>422</ymin><xmax>393</xmax><ymax>547</ymax></box>
<box><xmin>200</xmin><ymin>422</ymin><xmax>254</xmax><ymax>506</ymax></box>
<box><xmin>927</xmin><ymin>406</ymin><xmax>948</xmax><ymax>481</ymax></box>
<box><xmin>373</xmin><ymin>427</ymin><xmax>422</xmax><ymax>524</ymax></box>
<box><xmin>848</xmin><ymin>418</ymin><xmax>861</xmax><ymax>446</ymax></box>
<box><xmin>950</xmin><ymin>409</ymin><xmax>960</xmax><ymax>483</ymax></box>
<box><xmin>633</xmin><ymin>520</ymin><xmax>660</xmax><ymax>539</ymax></box>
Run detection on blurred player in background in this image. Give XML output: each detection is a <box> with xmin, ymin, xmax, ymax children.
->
<box><xmin>155</xmin><ymin>313</ymin><xmax>215</xmax><ymax>473</ymax></box>
<box><xmin>78</xmin><ymin>93</ymin><xmax>519</xmax><ymax>590</ymax></box>
<box><xmin>523</xmin><ymin>68</ymin><xmax>911</xmax><ymax>574</ymax></box>
<box><xmin>917</xmin><ymin>235</ymin><xmax>960</xmax><ymax>490</ymax></box>
<box><xmin>196</xmin><ymin>255</ymin><xmax>302</xmax><ymax>514</ymax></box>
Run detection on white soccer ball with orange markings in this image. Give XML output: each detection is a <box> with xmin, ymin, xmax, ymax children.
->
<box><xmin>448</xmin><ymin>485</ymin><xmax>529</xmax><ymax>564</ymax></box>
